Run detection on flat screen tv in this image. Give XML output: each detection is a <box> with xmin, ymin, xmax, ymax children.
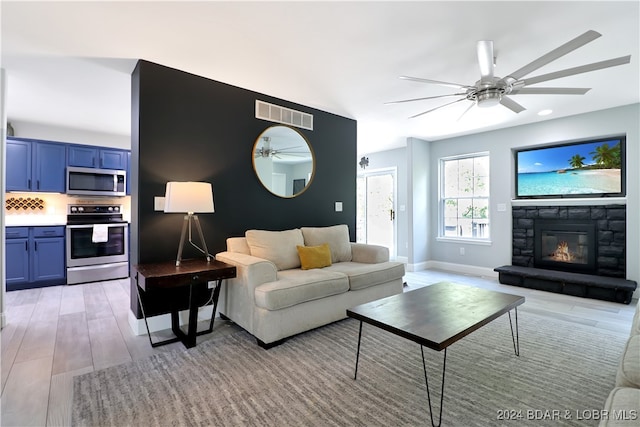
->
<box><xmin>515</xmin><ymin>136</ymin><xmax>626</xmax><ymax>199</ymax></box>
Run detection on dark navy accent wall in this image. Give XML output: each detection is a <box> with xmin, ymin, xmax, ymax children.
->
<box><xmin>130</xmin><ymin>60</ymin><xmax>357</xmax><ymax>317</ymax></box>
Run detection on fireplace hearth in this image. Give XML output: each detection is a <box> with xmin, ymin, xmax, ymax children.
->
<box><xmin>534</xmin><ymin>220</ymin><xmax>596</xmax><ymax>274</ymax></box>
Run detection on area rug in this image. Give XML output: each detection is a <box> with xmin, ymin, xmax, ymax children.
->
<box><xmin>72</xmin><ymin>313</ymin><xmax>626</xmax><ymax>426</ymax></box>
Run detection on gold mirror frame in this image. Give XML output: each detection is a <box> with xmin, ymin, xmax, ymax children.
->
<box><xmin>252</xmin><ymin>125</ymin><xmax>315</xmax><ymax>198</ymax></box>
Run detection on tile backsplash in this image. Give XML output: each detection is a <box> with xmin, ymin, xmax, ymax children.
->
<box><xmin>4</xmin><ymin>193</ymin><xmax>131</xmax><ymax>223</ymax></box>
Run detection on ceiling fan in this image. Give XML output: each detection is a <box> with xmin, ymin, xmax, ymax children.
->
<box><xmin>254</xmin><ymin>137</ymin><xmax>308</xmax><ymax>160</ymax></box>
<box><xmin>387</xmin><ymin>30</ymin><xmax>631</xmax><ymax>119</ymax></box>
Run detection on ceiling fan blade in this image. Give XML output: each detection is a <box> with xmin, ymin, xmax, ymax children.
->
<box><xmin>409</xmin><ymin>98</ymin><xmax>468</xmax><ymax>119</ymax></box>
<box><xmin>499</xmin><ymin>96</ymin><xmax>526</xmax><ymax>113</ymax></box>
<box><xmin>477</xmin><ymin>40</ymin><xmax>494</xmax><ymax>80</ymax></box>
<box><xmin>385</xmin><ymin>93</ymin><xmax>467</xmax><ymax>105</ymax></box>
<box><xmin>510</xmin><ymin>87</ymin><xmax>591</xmax><ymax>95</ymax></box>
<box><xmin>399</xmin><ymin>76</ymin><xmax>473</xmax><ymax>90</ymax></box>
<box><xmin>507</xmin><ymin>30</ymin><xmax>602</xmax><ymax>80</ymax></box>
<box><xmin>456</xmin><ymin>102</ymin><xmax>475</xmax><ymax>122</ymax></box>
<box><xmin>522</xmin><ymin>55</ymin><xmax>631</xmax><ymax>86</ymax></box>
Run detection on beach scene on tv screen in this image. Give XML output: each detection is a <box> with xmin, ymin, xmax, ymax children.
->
<box><xmin>517</xmin><ymin>140</ymin><xmax>622</xmax><ymax>196</ymax></box>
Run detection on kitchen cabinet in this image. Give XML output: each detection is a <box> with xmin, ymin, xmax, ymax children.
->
<box><xmin>5</xmin><ymin>226</ymin><xmax>66</xmax><ymax>291</ymax></box>
<box><xmin>6</xmin><ymin>138</ymin><xmax>66</xmax><ymax>192</ymax></box>
<box><xmin>126</xmin><ymin>151</ymin><xmax>131</xmax><ymax>195</ymax></box>
<box><xmin>68</xmin><ymin>145</ymin><xmax>127</xmax><ymax>170</ymax></box>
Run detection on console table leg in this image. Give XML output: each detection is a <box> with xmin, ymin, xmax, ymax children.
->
<box><xmin>421</xmin><ymin>346</ymin><xmax>447</xmax><ymax>427</ymax></box>
<box><xmin>134</xmin><ymin>273</ymin><xmax>180</xmax><ymax>348</ymax></box>
<box><xmin>508</xmin><ymin>308</ymin><xmax>520</xmax><ymax>356</ymax></box>
<box><xmin>200</xmin><ymin>279</ymin><xmax>223</xmax><ymax>335</ymax></box>
<box><xmin>353</xmin><ymin>321</ymin><xmax>363</xmax><ymax>380</ymax></box>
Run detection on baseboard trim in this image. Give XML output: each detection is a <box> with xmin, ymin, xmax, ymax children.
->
<box><xmin>419</xmin><ymin>261</ymin><xmax>499</xmax><ymax>278</ymax></box>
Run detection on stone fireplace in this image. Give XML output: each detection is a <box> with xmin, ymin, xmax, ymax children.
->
<box><xmin>512</xmin><ymin>205</ymin><xmax>626</xmax><ymax>278</ymax></box>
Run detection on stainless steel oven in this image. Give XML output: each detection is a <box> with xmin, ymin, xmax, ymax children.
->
<box><xmin>66</xmin><ymin>204</ymin><xmax>129</xmax><ymax>285</ymax></box>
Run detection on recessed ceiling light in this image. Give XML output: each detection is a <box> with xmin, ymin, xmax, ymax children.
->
<box><xmin>538</xmin><ymin>109</ymin><xmax>553</xmax><ymax>116</ymax></box>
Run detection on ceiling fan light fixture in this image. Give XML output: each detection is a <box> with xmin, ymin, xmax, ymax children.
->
<box><xmin>476</xmin><ymin>88</ymin><xmax>503</xmax><ymax>108</ymax></box>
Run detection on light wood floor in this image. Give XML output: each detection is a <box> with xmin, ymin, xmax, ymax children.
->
<box><xmin>1</xmin><ymin>269</ymin><xmax>637</xmax><ymax>426</ymax></box>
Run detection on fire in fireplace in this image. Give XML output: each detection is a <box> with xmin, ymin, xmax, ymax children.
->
<box><xmin>534</xmin><ymin>220</ymin><xmax>597</xmax><ymax>273</ymax></box>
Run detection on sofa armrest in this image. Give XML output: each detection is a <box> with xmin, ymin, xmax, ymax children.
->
<box><xmin>215</xmin><ymin>251</ymin><xmax>278</xmax><ymax>291</ymax></box>
<box><xmin>350</xmin><ymin>243</ymin><xmax>389</xmax><ymax>264</ymax></box>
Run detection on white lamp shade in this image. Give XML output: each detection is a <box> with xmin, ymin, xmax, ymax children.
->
<box><xmin>164</xmin><ymin>181</ymin><xmax>214</xmax><ymax>213</ymax></box>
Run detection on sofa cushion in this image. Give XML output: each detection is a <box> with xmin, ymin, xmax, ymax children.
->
<box><xmin>301</xmin><ymin>224</ymin><xmax>352</xmax><ymax>263</ymax></box>
<box><xmin>245</xmin><ymin>229</ymin><xmax>304</xmax><ymax>271</ymax></box>
<box><xmin>254</xmin><ymin>269</ymin><xmax>349</xmax><ymax>310</ymax></box>
<box><xmin>325</xmin><ymin>261</ymin><xmax>405</xmax><ymax>291</ymax></box>
<box><xmin>297</xmin><ymin>244</ymin><xmax>332</xmax><ymax>270</ymax></box>
<box><xmin>600</xmin><ymin>387</ymin><xmax>640</xmax><ymax>426</ymax></box>
<box><xmin>615</xmin><ymin>334</ymin><xmax>640</xmax><ymax>388</ymax></box>
<box><xmin>227</xmin><ymin>237</ymin><xmax>251</xmax><ymax>255</ymax></box>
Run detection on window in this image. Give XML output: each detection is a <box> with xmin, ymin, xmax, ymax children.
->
<box><xmin>440</xmin><ymin>153</ymin><xmax>490</xmax><ymax>240</ymax></box>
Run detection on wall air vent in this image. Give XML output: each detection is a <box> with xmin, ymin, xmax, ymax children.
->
<box><xmin>255</xmin><ymin>100</ymin><xmax>313</xmax><ymax>131</ymax></box>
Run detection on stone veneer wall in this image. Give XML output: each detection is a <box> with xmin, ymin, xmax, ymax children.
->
<box><xmin>512</xmin><ymin>205</ymin><xmax>626</xmax><ymax>278</ymax></box>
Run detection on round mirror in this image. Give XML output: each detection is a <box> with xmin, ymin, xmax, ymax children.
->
<box><xmin>252</xmin><ymin>125</ymin><xmax>315</xmax><ymax>198</ymax></box>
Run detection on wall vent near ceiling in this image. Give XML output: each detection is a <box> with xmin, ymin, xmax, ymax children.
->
<box><xmin>255</xmin><ymin>100</ymin><xmax>313</xmax><ymax>131</ymax></box>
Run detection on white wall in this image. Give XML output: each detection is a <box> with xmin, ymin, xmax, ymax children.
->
<box><xmin>7</xmin><ymin>119</ymin><xmax>129</xmax><ymax>149</ymax></box>
<box><xmin>427</xmin><ymin>104</ymin><xmax>639</xmax><ymax>283</ymax></box>
<box><xmin>407</xmin><ymin>137</ymin><xmax>430</xmax><ymax>270</ymax></box>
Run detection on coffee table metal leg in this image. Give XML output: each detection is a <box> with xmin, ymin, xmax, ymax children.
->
<box><xmin>353</xmin><ymin>321</ymin><xmax>363</xmax><ymax>380</ymax></box>
<box><xmin>421</xmin><ymin>346</ymin><xmax>447</xmax><ymax>427</ymax></box>
<box><xmin>508</xmin><ymin>307</ymin><xmax>520</xmax><ymax>356</ymax></box>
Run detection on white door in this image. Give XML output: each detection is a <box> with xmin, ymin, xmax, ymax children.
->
<box><xmin>357</xmin><ymin>169</ymin><xmax>396</xmax><ymax>258</ymax></box>
<box><xmin>272</xmin><ymin>173</ymin><xmax>286</xmax><ymax>196</ymax></box>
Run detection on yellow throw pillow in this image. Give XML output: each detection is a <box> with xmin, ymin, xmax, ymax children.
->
<box><xmin>296</xmin><ymin>243</ymin><xmax>332</xmax><ymax>270</ymax></box>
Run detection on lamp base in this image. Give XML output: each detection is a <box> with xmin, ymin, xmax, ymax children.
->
<box><xmin>176</xmin><ymin>214</ymin><xmax>211</xmax><ymax>266</ymax></box>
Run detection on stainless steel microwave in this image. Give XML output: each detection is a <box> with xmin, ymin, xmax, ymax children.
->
<box><xmin>66</xmin><ymin>166</ymin><xmax>126</xmax><ymax>197</ymax></box>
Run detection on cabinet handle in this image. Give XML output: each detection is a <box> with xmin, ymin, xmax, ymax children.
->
<box><xmin>37</xmin><ymin>180</ymin><xmax>40</xmax><ymax>190</ymax></box>
<box><xmin>25</xmin><ymin>241</ymin><xmax>28</xmax><ymax>251</ymax></box>
<box><xmin>34</xmin><ymin>241</ymin><xmax>38</xmax><ymax>251</ymax></box>
<box><xmin>28</xmin><ymin>179</ymin><xmax>32</xmax><ymax>189</ymax></box>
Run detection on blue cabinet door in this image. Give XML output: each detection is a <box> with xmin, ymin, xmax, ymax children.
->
<box><xmin>6</xmin><ymin>238</ymin><xmax>30</xmax><ymax>289</ymax></box>
<box><xmin>31</xmin><ymin>237</ymin><xmax>66</xmax><ymax>282</ymax></box>
<box><xmin>6</xmin><ymin>139</ymin><xmax>32</xmax><ymax>191</ymax></box>
<box><xmin>68</xmin><ymin>145</ymin><xmax>99</xmax><ymax>167</ymax></box>
<box><xmin>100</xmin><ymin>149</ymin><xmax>127</xmax><ymax>170</ymax></box>
<box><xmin>68</xmin><ymin>145</ymin><xmax>127</xmax><ymax>170</ymax></box>
<box><xmin>33</xmin><ymin>142</ymin><xmax>66</xmax><ymax>192</ymax></box>
<box><xmin>126</xmin><ymin>151</ymin><xmax>131</xmax><ymax>194</ymax></box>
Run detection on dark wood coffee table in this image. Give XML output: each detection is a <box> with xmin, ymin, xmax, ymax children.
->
<box><xmin>347</xmin><ymin>281</ymin><xmax>525</xmax><ymax>427</ymax></box>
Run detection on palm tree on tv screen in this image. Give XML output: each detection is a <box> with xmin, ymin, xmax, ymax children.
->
<box><xmin>569</xmin><ymin>154</ymin><xmax>586</xmax><ymax>169</ymax></box>
<box><xmin>590</xmin><ymin>143</ymin><xmax>619</xmax><ymax>169</ymax></box>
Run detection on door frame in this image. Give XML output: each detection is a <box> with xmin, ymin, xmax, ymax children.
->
<box><xmin>357</xmin><ymin>167</ymin><xmax>398</xmax><ymax>259</ymax></box>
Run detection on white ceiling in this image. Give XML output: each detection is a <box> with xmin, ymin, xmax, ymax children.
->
<box><xmin>2</xmin><ymin>1</ymin><xmax>639</xmax><ymax>155</ymax></box>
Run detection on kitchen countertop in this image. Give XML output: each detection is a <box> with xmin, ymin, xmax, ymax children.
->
<box><xmin>5</xmin><ymin>215</ymin><xmax>67</xmax><ymax>227</ymax></box>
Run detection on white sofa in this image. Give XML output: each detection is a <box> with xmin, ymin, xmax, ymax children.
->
<box><xmin>599</xmin><ymin>302</ymin><xmax>640</xmax><ymax>426</ymax></box>
<box><xmin>216</xmin><ymin>225</ymin><xmax>405</xmax><ymax>347</ymax></box>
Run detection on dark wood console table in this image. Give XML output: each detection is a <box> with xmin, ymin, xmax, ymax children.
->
<box><xmin>133</xmin><ymin>258</ymin><xmax>236</xmax><ymax>348</ymax></box>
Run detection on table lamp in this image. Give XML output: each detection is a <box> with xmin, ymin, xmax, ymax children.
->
<box><xmin>164</xmin><ymin>181</ymin><xmax>215</xmax><ymax>266</ymax></box>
